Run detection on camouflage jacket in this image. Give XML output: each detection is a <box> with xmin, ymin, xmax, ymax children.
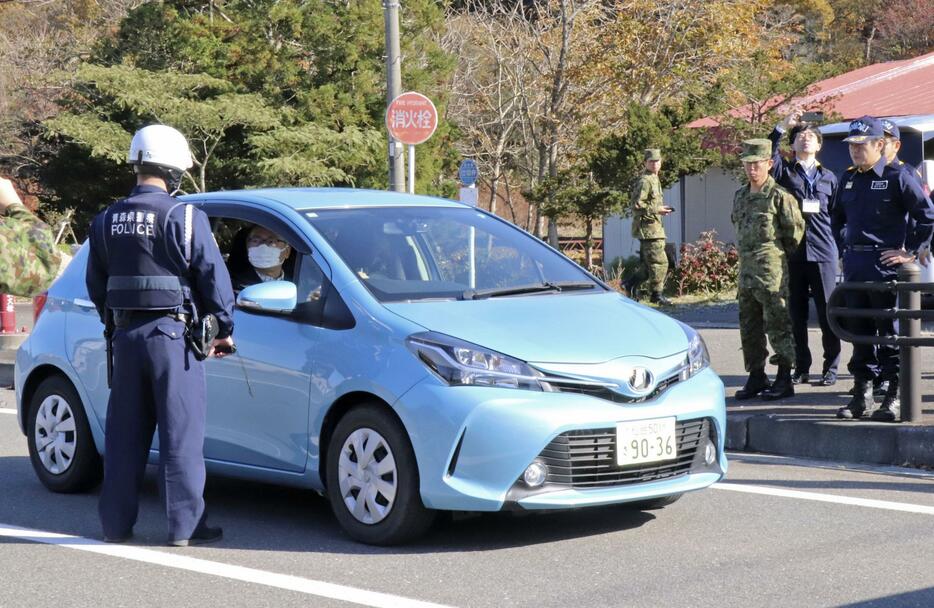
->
<box><xmin>731</xmin><ymin>177</ymin><xmax>804</xmax><ymax>292</ymax></box>
<box><xmin>630</xmin><ymin>173</ymin><xmax>666</xmax><ymax>240</ymax></box>
<box><xmin>0</xmin><ymin>204</ymin><xmax>61</xmax><ymax>297</ymax></box>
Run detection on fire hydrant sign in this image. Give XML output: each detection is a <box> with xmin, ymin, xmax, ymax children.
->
<box><xmin>386</xmin><ymin>92</ymin><xmax>438</xmax><ymax>145</ymax></box>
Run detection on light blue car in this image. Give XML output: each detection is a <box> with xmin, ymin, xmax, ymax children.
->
<box><xmin>15</xmin><ymin>188</ymin><xmax>726</xmax><ymax>545</ymax></box>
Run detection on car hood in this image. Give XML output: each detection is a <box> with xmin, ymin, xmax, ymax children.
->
<box><xmin>384</xmin><ymin>292</ymin><xmax>688</xmax><ymax>364</ymax></box>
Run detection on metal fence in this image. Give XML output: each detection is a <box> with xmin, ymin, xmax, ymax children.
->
<box><xmin>826</xmin><ymin>262</ymin><xmax>934</xmax><ymax>423</ymax></box>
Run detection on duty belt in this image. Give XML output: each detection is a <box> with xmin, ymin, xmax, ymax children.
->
<box><xmin>846</xmin><ymin>244</ymin><xmax>886</xmax><ymax>252</ymax></box>
<box><xmin>112</xmin><ymin>309</ymin><xmax>191</xmax><ymax>328</ymax></box>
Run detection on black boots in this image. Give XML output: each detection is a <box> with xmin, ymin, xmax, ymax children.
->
<box><xmin>761</xmin><ymin>365</ymin><xmax>794</xmax><ymax>400</ymax></box>
<box><xmin>870</xmin><ymin>382</ymin><xmax>900</xmax><ymax>422</ymax></box>
<box><xmin>735</xmin><ymin>369</ymin><xmax>770</xmax><ymax>400</ymax></box>
<box><xmin>622</xmin><ymin>277</ymin><xmax>640</xmax><ymax>300</ymax></box>
<box><xmin>791</xmin><ymin>369</ymin><xmax>810</xmax><ymax>384</ymax></box>
<box><xmin>650</xmin><ymin>291</ymin><xmax>672</xmax><ymax>306</ymax></box>
<box><xmin>837</xmin><ymin>379</ymin><xmax>874</xmax><ymax>419</ymax></box>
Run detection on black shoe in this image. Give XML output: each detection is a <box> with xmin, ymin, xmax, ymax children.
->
<box><xmin>791</xmin><ymin>370</ymin><xmax>810</xmax><ymax>385</ymax></box>
<box><xmin>817</xmin><ymin>371</ymin><xmax>837</xmax><ymax>386</ymax></box>
<box><xmin>736</xmin><ymin>369</ymin><xmax>770</xmax><ymax>400</ymax></box>
<box><xmin>169</xmin><ymin>524</ymin><xmax>223</xmax><ymax>547</ymax></box>
<box><xmin>650</xmin><ymin>291</ymin><xmax>672</xmax><ymax>306</ymax></box>
<box><xmin>761</xmin><ymin>365</ymin><xmax>794</xmax><ymax>400</ymax></box>
<box><xmin>870</xmin><ymin>383</ymin><xmax>900</xmax><ymax>422</ymax></box>
<box><xmin>837</xmin><ymin>380</ymin><xmax>874</xmax><ymax>419</ymax></box>
<box><xmin>104</xmin><ymin>532</ymin><xmax>133</xmax><ymax>544</ymax></box>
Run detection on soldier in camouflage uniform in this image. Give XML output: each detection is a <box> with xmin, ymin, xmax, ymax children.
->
<box><xmin>623</xmin><ymin>148</ymin><xmax>674</xmax><ymax>305</ymax></box>
<box><xmin>0</xmin><ymin>177</ymin><xmax>61</xmax><ymax>297</ymax></box>
<box><xmin>731</xmin><ymin>140</ymin><xmax>804</xmax><ymax>401</ymax></box>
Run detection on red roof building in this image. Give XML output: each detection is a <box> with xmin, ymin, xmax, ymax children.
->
<box><xmin>690</xmin><ymin>51</ymin><xmax>934</xmax><ymax>128</ymax></box>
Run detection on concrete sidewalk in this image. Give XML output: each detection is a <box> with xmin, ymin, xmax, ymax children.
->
<box><xmin>696</xmin><ymin>324</ymin><xmax>934</xmax><ymax>470</ymax></box>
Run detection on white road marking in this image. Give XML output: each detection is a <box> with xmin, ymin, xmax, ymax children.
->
<box><xmin>0</xmin><ymin>524</ymin><xmax>454</xmax><ymax>608</ymax></box>
<box><xmin>714</xmin><ymin>482</ymin><xmax>934</xmax><ymax>515</ymax></box>
<box><xmin>0</xmin><ymin>408</ymin><xmax>16</xmax><ymax>415</ymax></box>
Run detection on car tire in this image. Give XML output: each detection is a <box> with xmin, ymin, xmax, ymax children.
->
<box><xmin>626</xmin><ymin>493</ymin><xmax>683</xmax><ymax>510</ymax></box>
<box><xmin>325</xmin><ymin>403</ymin><xmax>436</xmax><ymax>545</ymax></box>
<box><xmin>26</xmin><ymin>375</ymin><xmax>102</xmax><ymax>493</ymax></box>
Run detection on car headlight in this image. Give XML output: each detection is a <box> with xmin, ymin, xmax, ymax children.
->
<box><xmin>677</xmin><ymin>321</ymin><xmax>710</xmax><ymax>379</ymax></box>
<box><xmin>406</xmin><ymin>331</ymin><xmax>544</xmax><ymax>390</ymax></box>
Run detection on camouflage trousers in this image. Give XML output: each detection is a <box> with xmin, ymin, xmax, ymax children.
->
<box><xmin>737</xmin><ymin>286</ymin><xmax>795</xmax><ymax>371</ymax></box>
<box><xmin>633</xmin><ymin>238</ymin><xmax>668</xmax><ymax>294</ymax></box>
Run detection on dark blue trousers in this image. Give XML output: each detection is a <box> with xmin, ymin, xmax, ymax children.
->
<box><xmin>788</xmin><ymin>260</ymin><xmax>841</xmax><ymax>374</ymax></box>
<box><xmin>843</xmin><ymin>251</ymin><xmax>899</xmax><ymax>383</ymax></box>
<box><xmin>99</xmin><ymin>314</ymin><xmax>207</xmax><ymax>542</ymax></box>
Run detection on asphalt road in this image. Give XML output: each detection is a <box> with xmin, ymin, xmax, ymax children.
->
<box><xmin>2</xmin><ymin>388</ymin><xmax>934</xmax><ymax>608</ymax></box>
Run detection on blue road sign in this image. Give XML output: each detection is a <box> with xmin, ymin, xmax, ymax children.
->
<box><xmin>458</xmin><ymin>159</ymin><xmax>478</xmax><ymax>185</ymax></box>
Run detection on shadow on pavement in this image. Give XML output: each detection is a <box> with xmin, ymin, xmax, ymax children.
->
<box><xmin>0</xmin><ymin>456</ymin><xmax>658</xmax><ymax>555</ymax></box>
<box><xmin>721</xmin><ymin>477</ymin><xmax>934</xmax><ymax>496</ymax></box>
<box><xmin>835</xmin><ymin>587</ymin><xmax>934</xmax><ymax>607</ymax></box>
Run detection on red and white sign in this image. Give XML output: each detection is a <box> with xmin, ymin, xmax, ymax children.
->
<box><xmin>386</xmin><ymin>92</ymin><xmax>438</xmax><ymax>145</ymax></box>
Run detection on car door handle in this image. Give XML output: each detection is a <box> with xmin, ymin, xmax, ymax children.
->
<box><xmin>73</xmin><ymin>298</ymin><xmax>96</xmax><ymax>310</ymax></box>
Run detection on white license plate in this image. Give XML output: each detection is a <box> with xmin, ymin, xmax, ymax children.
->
<box><xmin>616</xmin><ymin>417</ymin><xmax>677</xmax><ymax>466</ymax></box>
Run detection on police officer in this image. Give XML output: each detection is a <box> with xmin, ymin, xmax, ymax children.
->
<box><xmin>623</xmin><ymin>148</ymin><xmax>674</xmax><ymax>305</ymax></box>
<box><xmin>0</xmin><ymin>177</ymin><xmax>61</xmax><ymax>296</ymax></box>
<box><xmin>769</xmin><ymin>113</ymin><xmax>841</xmax><ymax>386</ymax></box>
<box><xmin>86</xmin><ymin>125</ymin><xmax>236</xmax><ymax>544</ymax></box>
<box><xmin>831</xmin><ymin>116</ymin><xmax>934</xmax><ymax>421</ymax></box>
<box><xmin>881</xmin><ymin>119</ymin><xmax>923</xmax><ymax>183</ymax></box>
<box><xmin>732</xmin><ymin>139</ymin><xmax>804</xmax><ymax>401</ymax></box>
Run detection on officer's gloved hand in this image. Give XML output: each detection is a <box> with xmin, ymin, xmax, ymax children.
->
<box><xmin>211</xmin><ymin>336</ymin><xmax>236</xmax><ymax>358</ymax></box>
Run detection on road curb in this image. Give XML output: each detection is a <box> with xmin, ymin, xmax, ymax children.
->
<box><xmin>727</xmin><ymin>413</ymin><xmax>934</xmax><ymax>469</ymax></box>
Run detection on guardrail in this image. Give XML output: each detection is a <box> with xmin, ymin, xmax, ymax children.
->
<box><xmin>826</xmin><ymin>262</ymin><xmax>934</xmax><ymax>423</ymax></box>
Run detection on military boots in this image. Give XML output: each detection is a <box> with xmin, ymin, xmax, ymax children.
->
<box><xmin>837</xmin><ymin>379</ymin><xmax>874</xmax><ymax>419</ymax></box>
<box><xmin>735</xmin><ymin>369</ymin><xmax>770</xmax><ymax>400</ymax></box>
<box><xmin>761</xmin><ymin>365</ymin><xmax>794</xmax><ymax>400</ymax></box>
<box><xmin>870</xmin><ymin>382</ymin><xmax>900</xmax><ymax>422</ymax></box>
<box><xmin>650</xmin><ymin>291</ymin><xmax>672</xmax><ymax>306</ymax></box>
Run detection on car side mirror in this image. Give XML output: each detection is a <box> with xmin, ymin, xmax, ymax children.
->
<box><xmin>237</xmin><ymin>281</ymin><xmax>297</xmax><ymax>313</ymax></box>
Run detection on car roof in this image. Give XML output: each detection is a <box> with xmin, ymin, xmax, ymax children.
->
<box><xmin>180</xmin><ymin>187</ymin><xmax>466</xmax><ymax>211</ymax></box>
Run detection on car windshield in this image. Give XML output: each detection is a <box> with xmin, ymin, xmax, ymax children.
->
<box><xmin>303</xmin><ymin>206</ymin><xmax>602</xmax><ymax>303</ymax></box>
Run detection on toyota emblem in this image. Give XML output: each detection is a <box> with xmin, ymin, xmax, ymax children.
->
<box><xmin>628</xmin><ymin>367</ymin><xmax>654</xmax><ymax>393</ymax></box>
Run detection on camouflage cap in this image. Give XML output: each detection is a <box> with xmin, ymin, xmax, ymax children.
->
<box><xmin>739</xmin><ymin>139</ymin><xmax>772</xmax><ymax>162</ymax></box>
<box><xmin>644</xmin><ymin>148</ymin><xmax>662</xmax><ymax>161</ymax></box>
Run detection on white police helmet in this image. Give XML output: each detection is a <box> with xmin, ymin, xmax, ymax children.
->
<box><xmin>127</xmin><ymin>124</ymin><xmax>193</xmax><ymax>172</ymax></box>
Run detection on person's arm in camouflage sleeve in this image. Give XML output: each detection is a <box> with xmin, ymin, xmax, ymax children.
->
<box><xmin>0</xmin><ymin>178</ymin><xmax>61</xmax><ymax>297</ymax></box>
<box><xmin>630</xmin><ymin>176</ymin><xmax>652</xmax><ymax>217</ymax></box>
<box><xmin>776</xmin><ymin>190</ymin><xmax>805</xmax><ymax>256</ymax></box>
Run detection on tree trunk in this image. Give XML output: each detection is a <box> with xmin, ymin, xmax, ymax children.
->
<box><xmin>864</xmin><ymin>25</ymin><xmax>876</xmax><ymax>64</ymax></box>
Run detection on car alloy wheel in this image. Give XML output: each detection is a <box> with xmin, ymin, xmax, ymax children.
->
<box><xmin>337</xmin><ymin>428</ymin><xmax>398</xmax><ymax>525</ymax></box>
<box><xmin>34</xmin><ymin>393</ymin><xmax>78</xmax><ymax>475</ymax></box>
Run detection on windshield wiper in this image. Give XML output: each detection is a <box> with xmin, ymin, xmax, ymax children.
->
<box><xmin>463</xmin><ymin>281</ymin><xmax>596</xmax><ymax>300</ymax></box>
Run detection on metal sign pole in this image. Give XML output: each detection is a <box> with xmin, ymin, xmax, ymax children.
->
<box><xmin>408</xmin><ymin>144</ymin><xmax>415</xmax><ymax>194</ymax></box>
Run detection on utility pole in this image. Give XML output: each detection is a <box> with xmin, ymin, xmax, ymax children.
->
<box><xmin>383</xmin><ymin>0</ymin><xmax>405</xmax><ymax>192</ymax></box>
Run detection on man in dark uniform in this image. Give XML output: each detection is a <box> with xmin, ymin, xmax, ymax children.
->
<box><xmin>831</xmin><ymin>116</ymin><xmax>934</xmax><ymax>422</ymax></box>
<box><xmin>769</xmin><ymin>113</ymin><xmax>841</xmax><ymax>386</ymax></box>
<box><xmin>86</xmin><ymin>124</ymin><xmax>236</xmax><ymax>544</ymax></box>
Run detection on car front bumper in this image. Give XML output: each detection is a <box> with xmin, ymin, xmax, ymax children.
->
<box><xmin>395</xmin><ymin>366</ymin><xmax>726</xmax><ymax>512</ymax></box>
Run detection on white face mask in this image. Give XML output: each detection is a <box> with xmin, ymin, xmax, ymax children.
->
<box><xmin>248</xmin><ymin>244</ymin><xmax>284</xmax><ymax>270</ymax></box>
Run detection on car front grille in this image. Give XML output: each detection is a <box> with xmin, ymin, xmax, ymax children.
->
<box><xmin>536</xmin><ymin>418</ymin><xmax>712</xmax><ymax>489</ymax></box>
<box><xmin>545</xmin><ymin>373</ymin><xmax>681</xmax><ymax>403</ymax></box>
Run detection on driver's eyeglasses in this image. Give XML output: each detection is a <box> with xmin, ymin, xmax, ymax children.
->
<box><xmin>247</xmin><ymin>236</ymin><xmax>287</xmax><ymax>248</ymax></box>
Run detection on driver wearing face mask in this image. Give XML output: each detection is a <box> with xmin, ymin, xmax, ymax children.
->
<box><xmin>231</xmin><ymin>225</ymin><xmax>292</xmax><ymax>290</ymax></box>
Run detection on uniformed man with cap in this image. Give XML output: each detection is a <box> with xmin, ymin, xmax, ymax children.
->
<box><xmin>732</xmin><ymin>139</ymin><xmax>804</xmax><ymax>401</ymax></box>
<box><xmin>86</xmin><ymin>124</ymin><xmax>236</xmax><ymax>544</ymax></box>
<box><xmin>882</xmin><ymin>118</ymin><xmax>924</xmax><ymax>185</ymax></box>
<box><xmin>831</xmin><ymin>116</ymin><xmax>934</xmax><ymax>421</ymax></box>
<box><xmin>623</xmin><ymin>148</ymin><xmax>674</xmax><ymax>305</ymax></box>
<box><xmin>768</xmin><ymin>113</ymin><xmax>841</xmax><ymax>387</ymax></box>
<box><xmin>0</xmin><ymin>177</ymin><xmax>61</xmax><ymax>297</ymax></box>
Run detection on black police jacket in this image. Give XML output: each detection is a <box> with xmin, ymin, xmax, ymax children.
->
<box><xmin>86</xmin><ymin>184</ymin><xmax>235</xmax><ymax>339</ymax></box>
